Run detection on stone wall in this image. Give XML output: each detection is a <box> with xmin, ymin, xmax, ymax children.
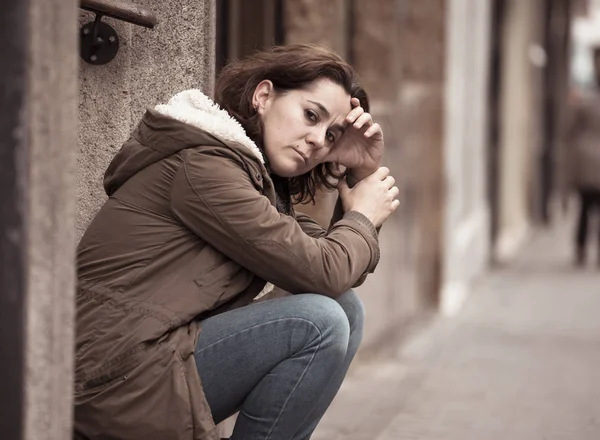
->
<box><xmin>284</xmin><ymin>0</ymin><xmax>349</xmax><ymax>56</ymax></box>
<box><xmin>352</xmin><ymin>0</ymin><xmax>431</xmax><ymax>352</ymax></box>
<box><xmin>77</xmin><ymin>0</ymin><xmax>216</xmax><ymax>237</ymax></box>
<box><xmin>285</xmin><ymin>0</ymin><xmax>447</xmax><ymax>354</ymax></box>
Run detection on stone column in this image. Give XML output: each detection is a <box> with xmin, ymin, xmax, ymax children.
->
<box><xmin>440</xmin><ymin>0</ymin><xmax>493</xmax><ymax>315</ymax></box>
<box><xmin>395</xmin><ymin>0</ymin><xmax>447</xmax><ymax>309</ymax></box>
<box><xmin>1</xmin><ymin>0</ymin><xmax>79</xmax><ymax>438</ymax></box>
<box><xmin>0</xmin><ymin>1</ymin><xmax>31</xmax><ymax>437</ymax></box>
<box><xmin>25</xmin><ymin>2</ymin><xmax>80</xmax><ymax>438</ymax></box>
<box><xmin>496</xmin><ymin>0</ymin><xmax>545</xmax><ymax>261</ymax></box>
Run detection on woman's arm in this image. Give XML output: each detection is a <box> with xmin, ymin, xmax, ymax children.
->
<box><xmin>170</xmin><ymin>145</ymin><xmax>380</xmax><ymax>297</ymax></box>
<box><xmin>294</xmin><ymin>186</ymin><xmax>382</xmax><ymax>289</ymax></box>
<box><xmin>294</xmin><ymin>208</ymin><xmax>371</xmax><ymax>289</ymax></box>
<box><xmin>294</xmin><ymin>211</ymin><xmax>328</xmax><ymax>239</ymax></box>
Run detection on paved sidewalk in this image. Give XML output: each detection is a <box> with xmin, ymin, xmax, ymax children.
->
<box><xmin>313</xmin><ymin>218</ymin><xmax>600</xmax><ymax>440</ymax></box>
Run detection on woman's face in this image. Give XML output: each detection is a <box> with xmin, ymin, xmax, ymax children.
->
<box><xmin>254</xmin><ymin>78</ymin><xmax>352</xmax><ymax>177</ymax></box>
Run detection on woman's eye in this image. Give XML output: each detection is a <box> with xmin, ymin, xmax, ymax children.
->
<box><xmin>305</xmin><ymin>110</ymin><xmax>318</xmax><ymax>122</ymax></box>
<box><xmin>326</xmin><ymin>131</ymin><xmax>335</xmax><ymax>143</ymax></box>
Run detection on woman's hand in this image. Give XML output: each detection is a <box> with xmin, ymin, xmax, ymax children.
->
<box><xmin>338</xmin><ymin>167</ymin><xmax>400</xmax><ymax>227</ymax></box>
<box><xmin>323</xmin><ymin>98</ymin><xmax>384</xmax><ymax>181</ymax></box>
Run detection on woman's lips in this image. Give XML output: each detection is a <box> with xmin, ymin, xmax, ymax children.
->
<box><xmin>292</xmin><ymin>147</ymin><xmax>309</xmax><ymax>165</ymax></box>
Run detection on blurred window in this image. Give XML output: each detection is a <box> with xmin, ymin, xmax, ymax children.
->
<box><xmin>216</xmin><ymin>0</ymin><xmax>284</xmax><ymax>74</ymax></box>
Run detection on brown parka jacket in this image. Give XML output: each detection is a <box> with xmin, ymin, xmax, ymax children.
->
<box><xmin>74</xmin><ymin>90</ymin><xmax>380</xmax><ymax>440</ymax></box>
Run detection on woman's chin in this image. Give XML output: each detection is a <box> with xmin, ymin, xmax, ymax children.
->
<box><xmin>269</xmin><ymin>159</ymin><xmax>307</xmax><ymax>178</ymax></box>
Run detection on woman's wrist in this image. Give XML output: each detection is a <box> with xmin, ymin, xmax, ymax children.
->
<box><xmin>348</xmin><ymin>166</ymin><xmax>378</xmax><ymax>185</ymax></box>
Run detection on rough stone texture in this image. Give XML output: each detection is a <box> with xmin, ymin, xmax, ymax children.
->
<box><xmin>25</xmin><ymin>1</ymin><xmax>79</xmax><ymax>439</ymax></box>
<box><xmin>313</xmin><ymin>216</ymin><xmax>600</xmax><ymax>439</ymax></box>
<box><xmin>77</xmin><ymin>0</ymin><xmax>216</xmax><ymax>238</ymax></box>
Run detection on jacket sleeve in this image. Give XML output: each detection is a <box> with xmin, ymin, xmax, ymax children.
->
<box><xmin>295</xmin><ymin>205</ymin><xmax>374</xmax><ymax>289</ymax></box>
<box><xmin>170</xmin><ymin>146</ymin><xmax>380</xmax><ymax>297</ymax></box>
<box><xmin>294</xmin><ymin>211</ymin><xmax>328</xmax><ymax>238</ymax></box>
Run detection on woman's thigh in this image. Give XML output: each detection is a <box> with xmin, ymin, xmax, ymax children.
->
<box><xmin>193</xmin><ymin>293</ymin><xmax>351</xmax><ymax>424</ymax></box>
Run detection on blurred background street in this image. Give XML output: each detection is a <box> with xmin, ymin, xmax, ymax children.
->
<box><xmin>314</xmin><ymin>211</ymin><xmax>600</xmax><ymax>439</ymax></box>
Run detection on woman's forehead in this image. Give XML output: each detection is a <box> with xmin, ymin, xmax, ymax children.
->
<box><xmin>299</xmin><ymin>79</ymin><xmax>352</xmax><ymax>115</ymax></box>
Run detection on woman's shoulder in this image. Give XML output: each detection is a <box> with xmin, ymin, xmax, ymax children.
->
<box><xmin>182</xmin><ymin>143</ymin><xmax>265</xmax><ymax>176</ymax></box>
<box><xmin>177</xmin><ymin>144</ymin><xmax>269</xmax><ymax>195</ymax></box>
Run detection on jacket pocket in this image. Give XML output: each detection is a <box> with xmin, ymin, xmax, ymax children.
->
<box><xmin>74</xmin><ymin>342</ymin><xmax>195</xmax><ymax>440</ymax></box>
<box><xmin>193</xmin><ymin>259</ymin><xmax>240</xmax><ymax>299</ymax></box>
<box><xmin>188</xmin><ymin>245</ymin><xmax>254</xmax><ymax>314</ymax></box>
<box><xmin>76</xmin><ymin>342</ymin><xmax>151</xmax><ymax>395</ymax></box>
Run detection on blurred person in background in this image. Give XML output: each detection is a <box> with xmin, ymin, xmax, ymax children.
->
<box><xmin>567</xmin><ymin>45</ymin><xmax>600</xmax><ymax>267</ymax></box>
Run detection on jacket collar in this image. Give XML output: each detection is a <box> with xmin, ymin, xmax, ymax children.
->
<box><xmin>154</xmin><ymin>89</ymin><xmax>265</xmax><ymax>164</ymax></box>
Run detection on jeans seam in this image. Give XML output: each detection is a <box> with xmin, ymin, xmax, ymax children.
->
<box><xmin>194</xmin><ymin>317</ymin><xmax>322</xmax><ymax>356</ymax></box>
<box><xmin>197</xmin><ymin>316</ymin><xmax>325</xmax><ymax>440</ymax></box>
<box><xmin>264</xmin><ymin>327</ymin><xmax>322</xmax><ymax>440</ymax></box>
<box><xmin>290</xmin><ymin>324</ymin><xmax>361</xmax><ymax>440</ymax></box>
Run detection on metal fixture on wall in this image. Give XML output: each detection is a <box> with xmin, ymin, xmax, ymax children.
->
<box><xmin>79</xmin><ymin>0</ymin><xmax>158</xmax><ymax>65</ymax></box>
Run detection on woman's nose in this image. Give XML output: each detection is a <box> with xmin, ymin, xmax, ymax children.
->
<box><xmin>306</xmin><ymin>128</ymin><xmax>326</xmax><ymax>149</ymax></box>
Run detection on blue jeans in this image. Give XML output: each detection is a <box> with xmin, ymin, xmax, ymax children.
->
<box><xmin>194</xmin><ymin>290</ymin><xmax>365</xmax><ymax>440</ymax></box>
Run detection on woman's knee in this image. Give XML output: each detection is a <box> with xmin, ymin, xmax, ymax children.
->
<box><xmin>335</xmin><ymin>290</ymin><xmax>365</xmax><ymax>336</ymax></box>
<box><xmin>293</xmin><ymin>294</ymin><xmax>350</xmax><ymax>354</ymax></box>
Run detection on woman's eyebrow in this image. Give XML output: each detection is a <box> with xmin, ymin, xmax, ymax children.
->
<box><xmin>307</xmin><ymin>100</ymin><xmax>330</xmax><ymax>118</ymax></box>
<box><xmin>307</xmin><ymin>100</ymin><xmax>346</xmax><ymax>132</ymax></box>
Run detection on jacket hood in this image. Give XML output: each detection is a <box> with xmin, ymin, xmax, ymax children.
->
<box><xmin>104</xmin><ymin>89</ymin><xmax>264</xmax><ymax>196</ymax></box>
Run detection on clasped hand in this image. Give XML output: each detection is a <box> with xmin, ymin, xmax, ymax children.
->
<box><xmin>324</xmin><ymin>98</ymin><xmax>399</xmax><ymax>227</ymax></box>
<box><xmin>322</xmin><ymin>97</ymin><xmax>384</xmax><ymax>181</ymax></box>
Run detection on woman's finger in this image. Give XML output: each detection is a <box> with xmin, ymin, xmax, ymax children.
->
<box><xmin>374</xmin><ymin>167</ymin><xmax>390</xmax><ymax>180</ymax></box>
<box><xmin>345</xmin><ymin>106</ymin><xmax>364</xmax><ymax>124</ymax></box>
<box><xmin>364</xmin><ymin>122</ymin><xmax>381</xmax><ymax>138</ymax></box>
<box><xmin>383</xmin><ymin>176</ymin><xmax>396</xmax><ymax>189</ymax></box>
<box><xmin>353</xmin><ymin>112</ymin><xmax>373</xmax><ymax>130</ymax></box>
<box><xmin>389</xmin><ymin>186</ymin><xmax>400</xmax><ymax>198</ymax></box>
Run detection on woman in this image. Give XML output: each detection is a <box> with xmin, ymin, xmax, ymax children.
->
<box><xmin>567</xmin><ymin>46</ymin><xmax>600</xmax><ymax>267</ymax></box>
<box><xmin>74</xmin><ymin>44</ymin><xmax>399</xmax><ymax>440</ymax></box>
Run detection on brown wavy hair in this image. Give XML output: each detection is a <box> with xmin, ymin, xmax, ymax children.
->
<box><xmin>214</xmin><ymin>44</ymin><xmax>369</xmax><ymax>205</ymax></box>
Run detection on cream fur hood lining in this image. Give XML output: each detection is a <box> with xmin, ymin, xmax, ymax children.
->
<box><xmin>156</xmin><ymin>89</ymin><xmax>274</xmax><ymax>299</ymax></box>
<box><xmin>154</xmin><ymin>89</ymin><xmax>265</xmax><ymax>164</ymax></box>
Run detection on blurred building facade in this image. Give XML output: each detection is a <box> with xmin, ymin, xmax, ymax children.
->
<box><xmin>213</xmin><ymin>0</ymin><xmax>574</xmax><ymax>341</ymax></box>
<box><xmin>0</xmin><ymin>0</ymin><xmax>580</xmax><ymax>438</ymax></box>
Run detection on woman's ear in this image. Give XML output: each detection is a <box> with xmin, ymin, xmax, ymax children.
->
<box><xmin>252</xmin><ymin>80</ymin><xmax>274</xmax><ymax>114</ymax></box>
